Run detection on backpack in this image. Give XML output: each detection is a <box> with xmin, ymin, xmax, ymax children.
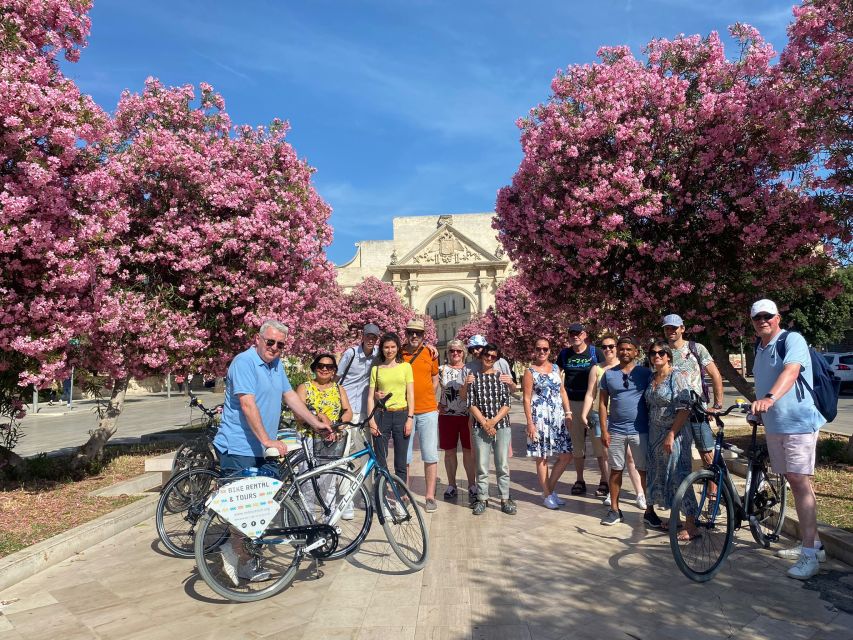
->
<box><xmin>755</xmin><ymin>331</ymin><xmax>840</xmax><ymax>423</ymax></box>
<box><xmin>686</xmin><ymin>340</ymin><xmax>710</xmax><ymax>403</ymax></box>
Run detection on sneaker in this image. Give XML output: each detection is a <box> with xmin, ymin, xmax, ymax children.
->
<box><xmin>443</xmin><ymin>485</ymin><xmax>458</xmax><ymax>501</ymax></box>
<box><xmin>543</xmin><ymin>494</ymin><xmax>559</xmax><ymax>510</ymax></box>
<box><xmin>600</xmin><ymin>509</ymin><xmax>624</xmax><ymax>526</ymax></box>
<box><xmin>550</xmin><ymin>491</ymin><xmax>566</xmax><ymax>506</ymax></box>
<box><xmin>219</xmin><ymin>544</ymin><xmax>241</xmax><ymax>587</ymax></box>
<box><xmin>425</xmin><ymin>498</ymin><xmax>438</xmax><ymax>513</ymax></box>
<box><xmin>501</xmin><ymin>499</ymin><xmax>517</xmax><ymax>515</ymax></box>
<box><xmin>472</xmin><ymin>500</ymin><xmax>487</xmax><ymax>515</ymax></box>
<box><xmin>341</xmin><ymin>506</ymin><xmax>355</xmax><ymax>521</ymax></box>
<box><xmin>603</xmin><ymin>495</ymin><xmax>611</xmax><ymax>506</ymax></box>
<box><xmin>787</xmin><ymin>553</ymin><xmax>820</xmax><ymax>580</ymax></box>
<box><xmin>238</xmin><ymin>562</ymin><xmax>272</xmax><ymax>583</ymax></box>
<box><xmin>776</xmin><ymin>545</ymin><xmax>826</xmax><ymax>562</ymax></box>
<box><xmin>643</xmin><ymin>510</ymin><xmax>663</xmax><ymax>529</ymax></box>
<box><xmin>635</xmin><ymin>494</ymin><xmax>647</xmax><ymax>510</ymax></box>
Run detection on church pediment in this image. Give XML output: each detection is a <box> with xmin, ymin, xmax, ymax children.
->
<box><xmin>395</xmin><ymin>224</ymin><xmax>501</xmax><ymax>267</ymax></box>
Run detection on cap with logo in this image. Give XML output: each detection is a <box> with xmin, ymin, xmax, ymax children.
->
<box><xmin>661</xmin><ymin>314</ymin><xmax>684</xmax><ymax>327</ymax></box>
<box><xmin>750</xmin><ymin>299</ymin><xmax>779</xmax><ymax>318</ymax></box>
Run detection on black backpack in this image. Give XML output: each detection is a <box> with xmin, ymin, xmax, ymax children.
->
<box><xmin>755</xmin><ymin>331</ymin><xmax>840</xmax><ymax>423</ymax></box>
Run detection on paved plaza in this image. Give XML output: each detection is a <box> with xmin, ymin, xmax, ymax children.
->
<box><xmin>2</xmin><ymin>405</ymin><xmax>852</xmax><ymax>640</ymax></box>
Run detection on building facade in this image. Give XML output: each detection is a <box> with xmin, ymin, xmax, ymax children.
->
<box><xmin>336</xmin><ymin>213</ymin><xmax>513</xmax><ymax>349</ymax></box>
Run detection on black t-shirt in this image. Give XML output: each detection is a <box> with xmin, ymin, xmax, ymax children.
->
<box><xmin>556</xmin><ymin>345</ymin><xmax>595</xmax><ymax>402</ymax></box>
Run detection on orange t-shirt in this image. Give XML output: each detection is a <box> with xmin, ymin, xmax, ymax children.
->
<box><xmin>402</xmin><ymin>345</ymin><xmax>439</xmax><ymax>414</ymax></box>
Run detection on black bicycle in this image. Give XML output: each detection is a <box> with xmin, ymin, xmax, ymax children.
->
<box><xmin>170</xmin><ymin>391</ymin><xmax>222</xmax><ymax>476</ymax></box>
<box><xmin>670</xmin><ymin>399</ymin><xmax>787</xmax><ymax>582</ymax></box>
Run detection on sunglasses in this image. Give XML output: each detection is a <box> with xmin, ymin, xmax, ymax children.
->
<box><xmin>483</xmin><ymin>353</ymin><xmax>498</xmax><ymax>360</ymax></box>
<box><xmin>263</xmin><ymin>338</ymin><xmax>286</xmax><ymax>350</ymax></box>
<box><xmin>649</xmin><ymin>349</ymin><xmax>668</xmax><ymax>358</ymax></box>
<box><xmin>449</xmin><ymin>349</ymin><xmax>464</xmax><ymax>354</ymax></box>
<box><xmin>468</xmin><ymin>346</ymin><xmax>483</xmax><ymax>352</ymax></box>
<box><xmin>752</xmin><ymin>313</ymin><xmax>775</xmax><ymax>322</ymax></box>
<box><xmin>622</xmin><ymin>373</ymin><xmax>630</xmax><ymax>389</ymax></box>
<box><xmin>315</xmin><ymin>363</ymin><xmax>336</xmax><ymax>371</ymax></box>
<box><xmin>406</xmin><ymin>330</ymin><xmax>424</xmax><ymax>336</ymax></box>
<box><xmin>534</xmin><ymin>347</ymin><xmax>550</xmax><ymax>352</ymax></box>
<box><xmin>569</xmin><ymin>331</ymin><xmax>583</xmax><ymax>336</ymax></box>
<box><xmin>601</xmin><ymin>344</ymin><xmax>616</xmax><ymax>350</ymax></box>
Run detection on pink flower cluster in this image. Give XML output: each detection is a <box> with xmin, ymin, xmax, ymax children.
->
<box><xmin>343</xmin><ymin>277</ymin><xmax>437</xmax><ymax>346</ymax></box>
<box><xmin>495</xmin><ymin>1</ymin><xmax>849</xmax><ymax>344</ymax></box>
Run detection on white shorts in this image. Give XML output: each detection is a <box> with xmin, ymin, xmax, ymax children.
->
<box><xmin>765</xmin><ymin>432</ymin><xmax>818</xmax><ymax>476</ymax></box>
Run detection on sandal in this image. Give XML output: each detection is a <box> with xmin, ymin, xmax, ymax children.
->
<box><xmin>594</xmin><ymin>481</ymin><xmax>609</xmax><ymax>497</ymax></box>
<box><xmin>501</xmin><ymin>499</ymin><xmax>517</xmax><ymax>515</ymax></box>
<box><xmin>677</xmin><ymin>529</ymin><xmax>701</xmax><ymax>542</ymax></box>
<box><xmin>570</xmin><ymin>480</ymin><xmax>586</xmax><ymax>496</ymax></box>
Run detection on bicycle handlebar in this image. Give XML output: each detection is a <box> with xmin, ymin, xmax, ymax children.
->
<box><xmin>331</xmin><ymin>392</ymin><xmax>394</xmax><ymax>432</ymax></box>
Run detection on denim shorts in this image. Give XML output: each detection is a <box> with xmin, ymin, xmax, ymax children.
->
<box><xmin>406</xmin><ymin>410</ymin><xmax>439</xmax><ymax>464</ymax></box>
<box><xmin>215</xmin><ymin>448</ymin><xmax>280</xmax><ymax>479</ymax></box>
<box><xmin>690</xmin><ymin>420</ymin><xmax>715</xmax><ymax>452</ymax></box>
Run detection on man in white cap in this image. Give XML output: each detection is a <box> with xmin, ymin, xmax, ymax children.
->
<box><xmin>750</xmin><ymin>299</ymin><xmax>826</xmax><ymax>579</ymax></box>
<box><xmin>662</xmin><ymin>313</ymin><xmax>724</xmax><ymax>473</ymax></box>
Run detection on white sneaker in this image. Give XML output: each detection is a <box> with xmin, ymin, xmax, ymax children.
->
<box><xmin>550</xmin><ymin>491</ymin><xmax>566</xmax><ymax>506</ymax></box>
<box><xmin>787</xmin><ymin>553</ymin><xmax>820</xmax><ymax>580</ymax></box>
<box><xmin>603</xmin><ymin>495</ymin><xmax>611</xmax><ymax>506</ymax></box>
<box><xmin>635</xmin><ymin>494</ymin><xmax>647</xmax><ymax>510</ymax></box>
<box><xmin>776</xmin><ymin>544</ymin><xmax>826</xmax><ymax>562</ymax></box>
<box><xmin>543</xmin><ymin>494</ymin><xmax>559</xmax><ymax>510</ymax></box>
<box><xmin>219</xmin><ymin>544</ymin><xmax>241</xmax><ymax>587</ymax></box>
<box><xmin>238</xmin><ymin>561</ymin><xmax>272</xmax><ymax>583</ymax></box>
<box><xmin>341</xmin><ymin>502</ymin><xmax>355</xmax><ymax>520</ymax></box>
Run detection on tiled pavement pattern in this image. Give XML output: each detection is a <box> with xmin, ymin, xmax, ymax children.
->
<box><xmin>2</xmin><ymin>406</ymin><xmax>851</xmax><ymax>640</ymax></box>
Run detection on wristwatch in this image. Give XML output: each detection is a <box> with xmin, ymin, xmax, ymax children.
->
<box><xmin>764</xmin><ymin>393</ymin><xmax>776</xmax><ymax>401</ymax></box>
<box><xmin>407</xmin><ymin>414</ymin><xmax>414</xmax><ymax>419</ymax></box>
<box><xmin>712</xmin><ymin>402</ymin><xmax>723</xmax><ymax>410</ymax></box>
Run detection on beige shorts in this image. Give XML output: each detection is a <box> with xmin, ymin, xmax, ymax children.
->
<box><xmin>569</xmin><ymin>399</ymin><xmax>605</xmax><ymax>459</ymax></box>
<box><xmin>766</xmin><ymin>432</ymin><xmax>819</xmax><ymax>476</ymax></box>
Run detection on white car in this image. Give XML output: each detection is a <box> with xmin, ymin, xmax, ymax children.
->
<box><xmin>821</xmin><ymin>352</ymin><xmax>853</xmax><ymax>392</ymax></box>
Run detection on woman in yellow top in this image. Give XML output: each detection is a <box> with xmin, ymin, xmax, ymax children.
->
<box><xmin>296</xmin><ymin>353</ymin><xmax>353</xmax><ymax>458</ymax></box>
<box><xmin>367</xmin><ymin>333</ymin><xmax>415</xmax><ymax>483</ymax></box>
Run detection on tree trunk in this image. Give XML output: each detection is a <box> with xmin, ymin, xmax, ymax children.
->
<box><xmin>0</xmin><ymin>445</ymin><xmax>24</xmax><ymax>471</ymax></box>
<box><xmin>73</xmin><ymin>376</ymin><xmax>129</xmax><ymax>467</ymax></box>
<box><xmin>708</xmin><ymin>332</ymin><xmax>755</xmax><ymax>400</ymax></box>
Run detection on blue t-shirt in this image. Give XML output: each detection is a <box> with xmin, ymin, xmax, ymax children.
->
<box><xmin>214</xmin><ymin>347</ymin><xmax>293</xmax><ymax>456</ymax></box>
<box><xmin>600</xmin><ymin>366</ymin><xmax>652</xmax><ymax>435</ymax></box>
<box><xmin>754</xmin><ymin>331</ymin><xmax>825</xmax><ymax>435</ymax></box>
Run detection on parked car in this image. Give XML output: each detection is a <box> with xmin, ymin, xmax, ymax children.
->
<box><xmin>821</xmin><ymin>352</ymin><xmax>853</xmax><ymax>392</ymax></box>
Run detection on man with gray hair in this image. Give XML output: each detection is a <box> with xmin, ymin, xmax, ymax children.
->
<box><xmin>213</xmin><ymin>319</ymin><xmax>331</xmax><ymax>584</ymax></box>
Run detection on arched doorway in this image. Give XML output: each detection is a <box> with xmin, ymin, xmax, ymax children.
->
<box><xmin>424</xmin><ymin>289</ymin><xmax>474</xmax><ymax>354</ymax></box>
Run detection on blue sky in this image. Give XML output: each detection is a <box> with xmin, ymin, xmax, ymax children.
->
<box><xmin>66</xmin><ymin>0</ymin><xmax>798</xmax><ymax>264</ymax></box>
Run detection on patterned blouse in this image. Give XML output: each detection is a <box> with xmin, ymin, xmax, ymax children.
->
<box><xmin>466</xmin><ymin>372</ymin><xmax>512</xmax><ymax>429</ymax></box>
<box><xmin>301</xmin><ymin>381</ymin><xmax>343</xmax><ymax>435</ymax></box>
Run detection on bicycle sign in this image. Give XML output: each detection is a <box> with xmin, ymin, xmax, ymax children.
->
<box><xmin>207</xmin><ymin>477</ymin><xmax>283</xmax><ymax>539</ymax></box>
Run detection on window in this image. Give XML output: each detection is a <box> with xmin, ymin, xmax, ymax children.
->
<box><xmin>462</xmin><ymin>298</ymin><xmax>467</xmax><ymax>309</ymax></box>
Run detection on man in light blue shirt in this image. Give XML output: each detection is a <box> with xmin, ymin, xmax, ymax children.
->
<box><xmin>750</xmin><ymin>299</ymin><xmax>826</xmax><ymax>580</ymax></box>
<box><xmin>214</xmin><ymin>319</ymin><xmax>330</xmax><ymax>472</ymax></box>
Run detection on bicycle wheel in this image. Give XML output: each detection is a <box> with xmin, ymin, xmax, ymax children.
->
<box><xmin>376</xmin><ymin>473</ymin><xmax>428</xmax><ymax>570</ymax></box>
<box><xmin>156</xmin><ymin>468</ymin><xmax>223</xmax><ymax>558</ymax></box>
<box><xmin>670</xmin><ymin>469</ymin><xmax>734</xmax><ymax>582</ymax></box>
<box><xmin>171</xmin><ymin>438</ymin><xmax>216</xmax><ymax>476</ymax></box>
<box><xmin>194</xmin><ymin>496</ymin><xmax>305</xmax><ymax>603</ymax></box>
<box><xmin>294</xmin><ymin>467</ymin><xmax>372</xmax><ymax>560</ymax></box>
<box><xmin>748</xmin><ymin>464</ymin><xmax>787</xmax><ymax>548</ymax></box>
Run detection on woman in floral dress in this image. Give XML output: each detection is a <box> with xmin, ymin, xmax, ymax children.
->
<box><xmin>644</xmin><ymin>340</ymin><xmax>698</xmax><ymax>539</ymax></box>
<box><xmin>524</xmin><ymin>337</ymin><xmax>573</xmax><ymax>509</ymax></box>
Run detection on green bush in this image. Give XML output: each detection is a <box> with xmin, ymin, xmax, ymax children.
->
<box><xmin>817</xmin><ymin>437</ymin><xmax>852</xmax><ymax>464</ymax></box>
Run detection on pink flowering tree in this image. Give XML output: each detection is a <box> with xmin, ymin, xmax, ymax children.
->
<box><xmin>0</xmin><ymin>0</ymin><xmax>112</xmax><ymax>466</ymax></box>
<box><xmin>344</xmin><ymin>277</ymin><xmax>437</xmax><ymax>345</ymax></box>
<box><xmin>72</xmin><ymin>79</ymin><xmax>337</xmax><ymax>463</ymax></box>
<box><xmin>495</xmin><ymin>19</ymin><xmax>846</xmax><ymax>397</ymax></box>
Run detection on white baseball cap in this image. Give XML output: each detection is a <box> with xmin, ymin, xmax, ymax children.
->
<box><xmin>750</xmin><ymin>299</ymin><xmax>779</xmax><ymax>318</ymax></box>
<box><xmin>661</xmin><ymin>314</ymin><xmax>684</xmax><ymax>327</ymax></box>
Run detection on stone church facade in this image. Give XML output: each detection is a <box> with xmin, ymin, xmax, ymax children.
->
<box><xmin>336</xmin><ymin>213</ymin><xmax>513</xmax><ymax>348</ymax></box>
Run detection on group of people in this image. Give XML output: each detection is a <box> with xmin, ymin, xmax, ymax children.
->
<box><xmin>212</xmin><ymin>297</ymin><xmax>826</xmax><ymax>583</ymax></box>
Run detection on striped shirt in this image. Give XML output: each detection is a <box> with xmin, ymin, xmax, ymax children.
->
<box><xmin>466</xmin><ymin>372</ymin><xmax>512</xmax><ymax>430</ymax></box>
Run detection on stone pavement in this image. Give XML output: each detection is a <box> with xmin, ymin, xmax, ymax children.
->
<box><xmin>2</xmin><ymin>407</ymin><xmax>852</xmax><ymax>640</ymax></box>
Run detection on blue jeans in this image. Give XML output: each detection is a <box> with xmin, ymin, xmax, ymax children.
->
<box><xmin>406</xmin><ymin>411</ymin><xmax>439</xmax><ymax>464</ymax></box>
<box><xmin>216</xmin><ymin>449</ymin><xmax>279</xmax><ymax>478</ymax></box>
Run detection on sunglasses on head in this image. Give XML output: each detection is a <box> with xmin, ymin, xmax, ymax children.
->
<box><xmin>752</xmin><ymin>313</ymin><xmax>775</xmax><ymax>322</ymax></box>
<box><xmin>601</xmin><ymin>344</ymin><xmax>616</xmax><ymax>350</ymax></box>
<box><xmin>649</xmin><ymin>349</ymin><xmax>668</xmax><ymax>358</ymax></box>
<box><xmin>263</xmin><ymin>338</ymin><xmax>286</xmax><ymax>350</ymax></box>
<box><xmin>315</xmin><ymin>363</ymin><xmax>336</xmax><ymax>371</ymax></box>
